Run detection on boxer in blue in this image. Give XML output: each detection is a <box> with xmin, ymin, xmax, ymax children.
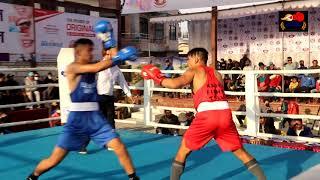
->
<box><xmin>26</xmin><ymin>38</ymin><xmax>139</xmax><ymax>180</ymax></box>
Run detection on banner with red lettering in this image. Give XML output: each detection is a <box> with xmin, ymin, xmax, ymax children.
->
<box><xmin>35</xmin><ymin>9</ymin><xmax>118</xmax><ymax>61</ymax></box>
<box><xmin>0</xmin><ymin>2</ymin><xmax>35</xmax><ymax>61</ymax></box>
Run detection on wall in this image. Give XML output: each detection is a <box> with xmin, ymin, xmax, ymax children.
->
<box><xmin>62</xmin><ymin>0</ymin><xmax>99</xmax><ymax>7</ymax></box>
<box><xmin>189</xmin><ymin>8</ymin><xmax>320</xmax><ymax>67</ymax></box>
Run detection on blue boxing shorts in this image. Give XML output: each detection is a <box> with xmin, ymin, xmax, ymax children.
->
<box><xmin>57</xmin><ymin>111</ymin><xmax>118</xmax><ymax>151</ymax></box>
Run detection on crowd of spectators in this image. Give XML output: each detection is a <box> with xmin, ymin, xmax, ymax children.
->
<box><xmin>0</xmin><ymin>72</ymin><xmax>59</xmax><ymax>110</ymax></box>
<box><xmin>217</xmin><ymin>56</ymin><xmax>320</xmax><ymax>96</ymax></box>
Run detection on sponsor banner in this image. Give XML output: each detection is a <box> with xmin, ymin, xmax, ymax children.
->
<box><xmin>0</xmin><ymin>2</ymin><xmax>35</xmax><ymax>61</ymax></box>
<box><xmin>35</xmin><ymin>9</ymin><xmax>118</xmax><ymax>61</ymax></box>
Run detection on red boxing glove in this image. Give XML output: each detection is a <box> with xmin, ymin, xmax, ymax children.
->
<box><xmin>141</xmin><ymin>64</ymin><xmax>165</xmax><ymax>85</ymax></box>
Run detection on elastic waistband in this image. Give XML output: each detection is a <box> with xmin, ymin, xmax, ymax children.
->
<box><xmin>69</xmin><ymin>102</ymin><xmax>99</xmax><ymax>112</ymax></box>
<box><xmin>197</xmin><ymin>101</ymin><xmax>230</xmax><ymax>113</ymax></box>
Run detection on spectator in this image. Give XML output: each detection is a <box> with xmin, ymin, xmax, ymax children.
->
<box><xmin>43</xmin><ymin>72</ymin><xmax>55</xmax><ymax>84</ymax></box>
<box><xmin>163</xmin><ymin>60</ymin><xmax>174</xmax><ymax>78</ymax></box>
<box><xmin>236</xmin><ymin>104</ymin><xmax>246</xmax><ymax>128</ymax></box>
<box><xmin>33</xmin><ymin>72</ymin><xmax>42</xmax><ymax>84</ymax></box>
<box><xmin>286</xmin><ymin>77</ymin><xmax>299</xmax><ymax>93</ymax></box>
<box><xmin>0</xmin><ymin>73</ymin><xmax>5</xmax><ymax>87</ymax></box>
<box><xmin>283</xmin><ymin>57</ymin><xmax>297</xmax><ymax>88</ymax></box>
<box><xmin>220</xmin><ymin>58</ymin><xmax>227</xmax><ymax>70</ymax></box>
<box><xmin>0</xmin><ymin>73</ymin><xmax>5</xmax><ymax>86</ymax></box>
<box><xmin>311</xmin><ymin>79</ymin><xmax>320</xmax><ymax>93</ymax></box>
<box><xmin>5</xmin><ymin>74</ymin><xmax>18</xmax><ymax>87</ymax></box>
<box><xmin>183</xmin><ymin>112</ymin><xmax>195</xmax><ymax>126</ymax></box>
<box><xmin>227</xmin><ymin>81</ymin><xmax>237</xmax><ymax>91</ymax></box>
<box><xmin>267</xmin><ymin>62</ymin><xmax>278</xmax><ymax>70</ymax></box>
<box><xmin>231</xmin><ymin>61</ymin><xmax>241</xmax><ymax>80</ymax></box>
<box><xmin>243</xmin><ymin>59</ymin><xmax>253</xmax><ymax>71</ymax></box>
<box><xmin>287</xmin><ymin>119</ymin><xmax>313</xmax><ymax>137</ymax></box>
<box><xmin>236</xmin><ymin>77</ymin><xmax>245</xmax><ymax>92</ymax></box>
<box><xmin>223</xmin><ymin>75</ymin><xmax>232</xmax><ymax>89</ymax></box>
<box><xmin>257</xmin><ymin>62</ymin><xmax>270</xmax><ymax>92</ymax></box>
<box><xmin>42</xmin><ymin>73</ymin><xmax>57</xmax><ymax>101</ymax></box>
<box><xmin>261</xmin><ymin>100</ymin><xmax>273</xmax><ymax>113</ymax></box>
<box><xmin>49</xmin><ymin>102</ymin><xmax>61</xmax><ymax>127</ymax></box>
<box><xmin>268</xmin><ymin>74</ymin><xmax>282</xmax><ymax>92</ymax></box>
<box><xmin>156</xmin><ymin>110</ymin><xmax>180</xmax><ymax>136</ymax></box>
<box><xmin>296</xmin><ymin>74</ymin><xmax>315</xmax><ymax>93</ymax></box>
<box><xmin>297</xmin><ymin>60</ymin><xmax>307</xmax><ymax>70</ymax></box>
<box><xmin>226</xmin><ymin>59</ymin><xmax>233</xmax><ymax>70</ymax></box>
<box><xmin>279</xmin><ymin>98</ymin><xmax>288</xmax><ymax>114</ymax></box>
<box><xmin>239</xmin><ymin>54</ymin><xmax>250</xmax><ymax>69</ymax></box>
<box><xmin>259</xmin><ymin>111</ymin><xmax>277</xmax><ymax>134</ymax></box>
<box><xmin>309</xmin><ymin>59</ymin><xmax>320</xmax><ymax>80</ymax></box>
<box><xmin>25</xmin><ymin>72</ymin><xmax>40</xmax><ymax>109</ymax></box>
<box><xmin>282</xmin><ymin>98</ymin><xmax>299</xmax><ymax>128</ymax></box>
<box><xmin>0</xmin><ymin>73</ymin><xmax>8</xmax><ymax>105</ymax></box>
<box><xmin>288</xmin><ymin>98</ymin><xmax>299</xmax><ymax>114</ymax></box>
<box><xmin>0</xmin><ymin>111</ymin><xmax>10</xmax><ymax>134</ymax></box>
<box><xmin>5</xmin><ymin>74</ymin><xmax>20</xmax><ymax>105</ymax></box>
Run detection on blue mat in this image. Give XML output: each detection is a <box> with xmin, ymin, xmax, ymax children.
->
<box><xmin>0</xmin><ymin>127</ymin><xmax>319</xmax><ymax>180</ymax></box>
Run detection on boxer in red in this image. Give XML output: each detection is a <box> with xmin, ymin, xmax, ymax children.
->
<box><xmin>141</xmin><ymin>48</ymin><xmax>266</xmax><ymax>180</ymax></box>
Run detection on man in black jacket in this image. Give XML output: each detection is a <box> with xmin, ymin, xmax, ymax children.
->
<box><xmin>287</xmin><ymin>119</ymin><xmax>313</xmax><ymax>137</ymax></box>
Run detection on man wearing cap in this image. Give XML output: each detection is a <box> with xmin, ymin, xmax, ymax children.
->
<box><xmin>25</xmin><ymin>72</ymin><xmax>41</xmax><ymax>109</ymax></box>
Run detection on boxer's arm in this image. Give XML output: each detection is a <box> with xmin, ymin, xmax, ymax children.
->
<box><xmin>214</xmin><ymin>71</ymin><xmax>224</xmax><ymax>87</ymax></box>
<box><xmin>68</xmin><ymin>59</ymin><xmax>113</xmax><ymax>74</ymax></box>
<box><xmin>161</xmin><ymin>69</ymin><xmax>195</xmax><ymax>89</ymax></box>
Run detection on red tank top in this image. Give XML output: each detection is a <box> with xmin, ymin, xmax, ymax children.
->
<box><xmin>192</xmin><ymin>66</ymin><xmax>227</xmax><ymax>109</ymax></box>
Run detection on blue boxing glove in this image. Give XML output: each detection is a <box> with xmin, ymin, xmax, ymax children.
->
<box><xmin>94</xmin><ymin>20</ymin><xmax>116</xmax><ymax>49</ymax></box>
<box><xmin>112</xmin><ymin>46</ymin><xmax>138</xmax><ymax>65</ymax></box>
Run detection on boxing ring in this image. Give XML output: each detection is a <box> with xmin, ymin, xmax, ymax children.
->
<box><xmin>0</xmin><ymin>67</ymin><xmax>320</xmax><ymax>180</ymax></box>
<box><xmin>0</xmin><ymin>127</ymin><xmax>319</xmax><ymax>180</ymax></box>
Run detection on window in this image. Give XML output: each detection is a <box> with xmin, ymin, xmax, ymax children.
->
<box><xmin>40</xmin><ymin>1</ymin><xmax>57</xmax><ymax>11</ymax></box>
<box><xmin>140</xmin><ymin>17</ymin><xmax>148</xmax><ymax>38</ymax></box>
<box><xmin>154</xmin><ymin>23</ymin><xmax>164</xmax><ymax>40</ymax></box>
<box><xmin>65</xmin><ymin>6</ymin><xmax>90</xmax><ymax>15</ymax></box>
<box><xmin>169</xmin><ymin>24</ymin><xmax>177</xmax><ymax>40</ymax></box>
<box><xmin>100</xmin><ymin>12</ymin><xmax>117</xmax><ymax>18</ymax></box>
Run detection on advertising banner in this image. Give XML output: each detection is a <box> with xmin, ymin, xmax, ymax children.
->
<box><xmin>35</xmin><ymin>9</ymin><xmax>118</xmax><ymax>61</ymax></box>
<box><xmin>122</xmin><ymin>0</ymin><xmax>279</xmax><ymax>14</ymax></box>
<box><xmin>0</xmin><ymin>2</ymin><xmax>35</xmax><ymax>61</ymax></box>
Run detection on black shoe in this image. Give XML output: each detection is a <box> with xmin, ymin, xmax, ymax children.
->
<box><xmin>26</xmin><ymin>174</ymin><xmax>38</xmax><ymax>180</ymax></box>
<box><xmin>129</xmin><ymin>176</ymin><xmax>140</xmax><ymax>180</ymax></box>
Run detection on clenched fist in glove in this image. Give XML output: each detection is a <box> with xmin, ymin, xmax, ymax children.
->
<box><xmin>141</xmin><ymin>64</ymin><xmax>165</xmax><ymax>85</ymax></box>
<box><xmin>94</xmin><ymin>20</ymin><xmax>116</xmax><ymax>49</ymax></box>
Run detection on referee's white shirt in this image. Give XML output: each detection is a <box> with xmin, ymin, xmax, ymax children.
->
<box><xmin>97</xmin><ymin>66</ymin><xmax>132</xmax><ymax>97</ymax></box>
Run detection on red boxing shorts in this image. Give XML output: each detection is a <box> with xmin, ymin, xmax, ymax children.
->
<box><xmin>184</xmin><ymin>109</ymin><xmax>242</xmax><ymax>152</ymax></box>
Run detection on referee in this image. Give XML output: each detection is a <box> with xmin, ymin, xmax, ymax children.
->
<box><xmin>97</xmin><ymin>49</ymin><xmax>134</xmax><ymax>129</ymax></box>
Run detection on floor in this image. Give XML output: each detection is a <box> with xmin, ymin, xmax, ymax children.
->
<box><xmin>0</xmin><ymin>127</ymin><xmax>320</xmax><ymax>180</ymax></box>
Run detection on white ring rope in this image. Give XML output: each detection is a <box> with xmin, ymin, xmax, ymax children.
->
<box><xmin>0</xmin><ymin>117</ymin><xmax>60</xmax><ymax>128</ymax></box>
<box><xmin>0</xmin><ymin>84</ymin><xmax>59</xmax><ymax>91</ymax></box>
<box><xmin>259</xmin><ymin>113</ymin><xmax>320</xmax><ymax>120</ymax></box>
<box><xmin>114</xmin><ymin>85</ymin><xmax>144</xmax><ymax>91</ymax></box>
<box><xmin>114</xmin><ymin>103</ymin><xmax>143</xmax><ymax>108</ymax></box>
<box><xmin>257</xmin><ymin>92</ymin><xmax>320</xmax><ymax>98</ymax></box>
<box><xmin>0</xmin><ymin>67</ymin><xmax>57</xmax><ymax>72</ymax></box>
<box><xmin>0</xmin><ymin>100</ymin><xmax>59</xmax><ymax>109</ymax></box>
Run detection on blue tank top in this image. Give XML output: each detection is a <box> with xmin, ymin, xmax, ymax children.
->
<box><xmin>70</xmin><ymin>73</ymin><xmax>98</xmax><ymax>102</ymax></box>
